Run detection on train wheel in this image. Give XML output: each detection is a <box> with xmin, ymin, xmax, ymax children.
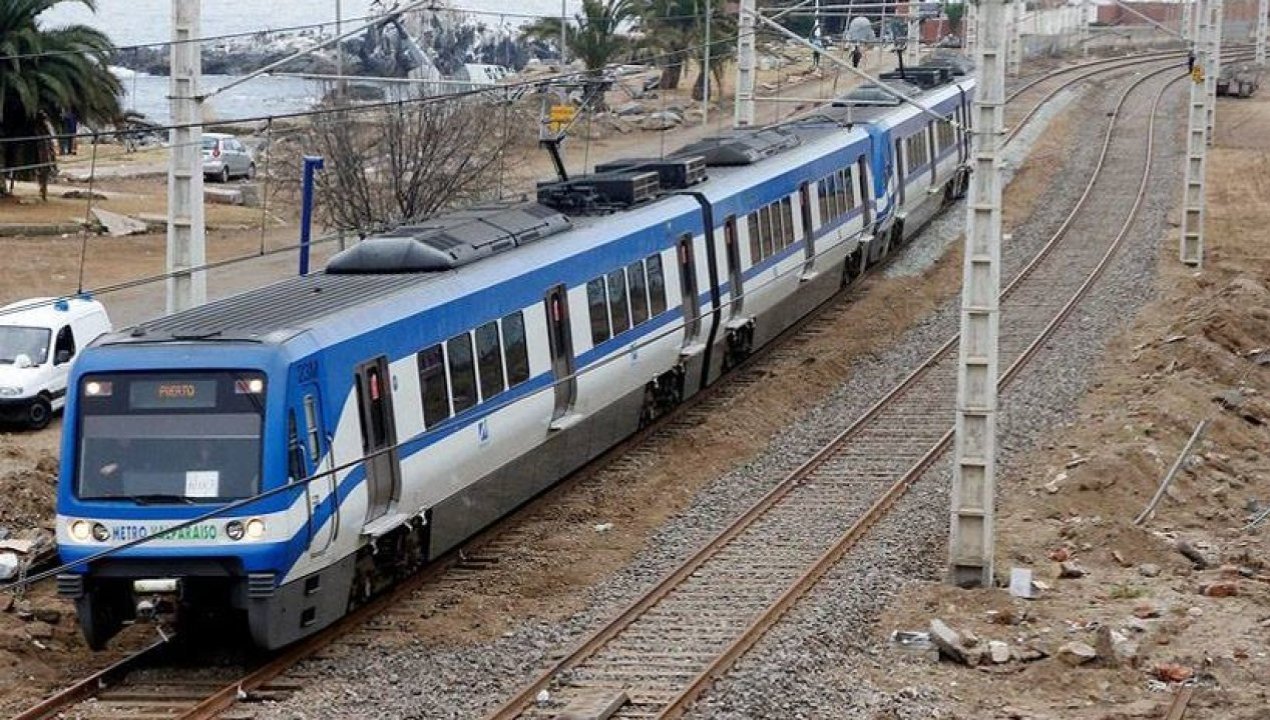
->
<box><xmin>843</xmin><ymin>247</ymin><xmax>865</xmax><ymax>285</ymax></box>
<box><xmin>77</xmin><ymin>592</ymin><xmax>125</xmax><ymax>651</ymax></box>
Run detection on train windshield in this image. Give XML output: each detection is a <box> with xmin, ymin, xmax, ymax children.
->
<box><xmin>75</xmin><ymin>371</ymin><xmax>266</xmax><ymax>503</ymax></box>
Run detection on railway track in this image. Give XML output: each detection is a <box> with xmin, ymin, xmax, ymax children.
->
<box><xmin>478</xmin><ymin>57</ymin><xmax>1211</xmax><ymax>720</ymax></box>
<box><xmin>9</xmin><ymin>48</ymin><xmax>1205</xmax><ymax>720</ymax></box>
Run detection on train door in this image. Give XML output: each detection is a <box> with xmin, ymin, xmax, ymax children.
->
<box><xmin>293</xmin><ymin>387</ymin><xmax>338</xmax><ymax>555</ymax></box>
<box><xmin>354</xmin><ymin>357</ymin><xmax>400</xmax><ymax>524</ymax></box>
<box><xmin>894</xmin><ymin>137</ymin><xmax>906</xmax><ymax>206</ymax></box>
<box><xmin>544</xmin><ymin>284</ymin><xmax>577</xmax><ymax>422</ymax></box>
<box><xmin>927</xmin><ymin>123</ymin><xmax>938</xmax><ymax>186</ymax></box>
<box><xmin>799</xmin><ymin>183</ymin><xmax>815</xmax><ymax>275</ymax></box>
<box><xmin>678</xmin><ymin>233</ymin><xmax>701</xmax><ymax>346</ymax></box>
<box><xmin>723</xmin><ymin>216</ymin><xmax>743</xmax><ymax>317</ymax></box>
<box><xmin>858</xmin><ymin>156</ymin><xmax>872</xmax><ymax>228</ymax></box>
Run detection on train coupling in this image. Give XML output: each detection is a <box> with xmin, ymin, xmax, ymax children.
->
<box><xmin>132</xmin><ymin>578</ymin><xmax>180</xmax><ymax>621</ymax></box>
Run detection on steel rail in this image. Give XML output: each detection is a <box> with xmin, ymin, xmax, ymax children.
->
<box><xmin>654</xmin><ymin>58</ymin><xmax>1188</xmax><ymax>720</ymax></box>
<box><xmin>15</xmin><ymin>48</ymin><xmax>1217</xmax><ymax>720</ymax></box>
<box><xmin>9</xmin><ymin>640</ymin><xmax>170</xmax><ymax>720</ymax></box>
<box><xmin>482</xmin><ymin>53</ymin><xmax>1207</xmax><ymax>720</ymax></box>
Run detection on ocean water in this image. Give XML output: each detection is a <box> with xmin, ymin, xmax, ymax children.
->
<box><xmin>45</xmin><ymin>0</ymin><xmax>582</xmax><ymax>122</ymax></box>
<box><xmin>39</xmin><ymin>0</ymin><xmax>580</xmax><ymax>46</ymax></box>
<box><xmin>111</xmin><ymin>69</ymin><xmax>325</xmax><ymax>125</ymax></box>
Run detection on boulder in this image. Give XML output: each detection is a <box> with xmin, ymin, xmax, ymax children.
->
<box><xmin>1057</xmin><ymin>641</ymin><xmax>1098</xmax><ymax>666</ymax></box>
<box><xmin>640</xmin><ymin>111</ymin><xmax>682</xmax><ymax>131</ymax></box>
<box><xmin>1155</xmin><ymin>662</ymin><xmax>1194</xmax><ymax>683</ymax></box>
<box><xmin>0</xmin><ymin>552</ymin><xmax>17</xmax><ymax>581</ymax></box>
<box><xmin>1058</xmin><ymin>560</ymin><xmax>1087</xmax><ymax>578</ymax></box>
<box><xmin>989</xmin><ymin>640</ymin><xmax>1011</xmax><ymax>664</ymax></box>
<box><xmin>615</xmin><ymin>101</ymin><xmax>645</xmax><ymax>116</ymax></box>
<box><xmin>1138</xmin><ymin>563</ymin><xmax>1161</xmax><ymax>578</ymax></box>
<box><xmin>1132</xmin><ymin>602</ymin><xmax>1161</xmax><ymax>619</ymax></box>
<box><xmin>1201</xmin><ymin>581</ymin><xmax>1238</xmax><ymax>597</ymax></box>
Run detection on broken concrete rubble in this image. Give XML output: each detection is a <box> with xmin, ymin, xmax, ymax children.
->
<box><xmin>929</xmin><ymin>619</ymin><xmax>967</xmax><ymax>664</ymax></box>
<box><xmin>1056</xmin><ymin>641</ymin><xmax>1098</xmax><ymax>666</ymax></box>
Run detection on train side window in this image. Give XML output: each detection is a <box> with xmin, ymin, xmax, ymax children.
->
<box><xmin>830</xmin><ymin>171</ymin><xmax>843</xmax><ymax>218</ymax></box>
<box><xmin>780</xmin><ymin>197</ymin><xmax>794</xmax><ymax>248</ymax></box>
<box><xmin>501</xmin><ymin>311</ymin><xmax>530</xmax><ymax>387</ymax></box>
<box><xmin>607</xmin><ymin>268</ymin><xmax>631</xmax><ymax>335</ymax></box>
<box><xmin>747</xmin><ymin>213</ymin><xmax>761</xmax><ymax>263</ymax></box>
<box><xmin>303</xmin><ymin>394</ymin><xmax>321</xmax><ymax>459</ymax></box>
<box><xmin>418</xmin><ymin>344</ymin><xmax>451</xmax><ymax>426</ymax></box>
<box><xmin>447</xmin><ymin>333</ymin><xmax>478</xmax><ymax>413</ymax></box>
<box><xmin>647</xmin><ymin>254</ymin><xmax>668</xmax><ymax>315</ymax></box>
<box><xmin>475</xmin><ymin>321</ymin><xmax>505</xmax><ymax>401</ymax></box>
<box><xmin>822</xmin><ymin>176</ymin><xmax>833</xmax><ymax>222</ymax></box>
<box><xmin>587</xmin><ymin>277</ymin><xmax>611</xmax><ymax>345</ymax></box>
<box><xmin>627</xmin><ymin>261</ymin><xmax>649</xmax><ymax>326</ymax></box>
<box><xmin>763</xmin><ymin>205</ymin><xmax>778</xmax><ymax>257</ymax></box>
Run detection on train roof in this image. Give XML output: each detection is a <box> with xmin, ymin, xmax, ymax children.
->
<box><xmin>102</xmin><ymin>69</ymin><xmax>973</xmax><ymax>350</ymax></box>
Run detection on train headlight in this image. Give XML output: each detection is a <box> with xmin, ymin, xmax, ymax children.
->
<box><xmin>90</xmin><ymin>523</ymin><xmax>110</xmax><ymax>542</ymax></box>
<box><xmin>225</xmin><ymin>520</ymin><xmax>245</xmax><ymax>541</ymax></box>
<box><xmin>0</xmin><ymin>386</ymin><xmax>23</xmax><ymax>397</ymax></box>
<box><xmin>245</xmin><ymin>518</ymin><xmax>266</xmax><ymax>540</ymax></box>
<box><xmin>70</xmin><ymin>520</ymin><xmax>92</xmax><ymax>541</ymax></box>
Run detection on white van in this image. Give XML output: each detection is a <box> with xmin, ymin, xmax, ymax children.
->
<box><xmin>0</xmin><ymin>297</ymin><xmax>112</xmax><ymax>429</ymax></box>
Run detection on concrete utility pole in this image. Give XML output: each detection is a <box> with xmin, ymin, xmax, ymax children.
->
<box><xmin>1007</xmin><ymin>1</ymin><xmax>1022</xmax><ymax>76</ymax></box>
<box><xmin>166</xmin><ymin>0</ymin><xmax>206</xmax><ymax>313</ymax></box>
<box><xmin>734</xmin><ymin>0</ymin><xmax>757</xmax><ymax>127</ymax></box>
<box><xmin>1259</xmin><ymin>0</ymin><xmax>1268</xmax><ymax>65</ymax></box>
<box><xmin>950</xmin><ymin>0</ymin><xmax>1005</xmax><ymax>588</ymax></box>
<box><xmin>561</xmin><ymin>0</ymin><xmax>568</xmax><ymax>67</ymax></box>
<box><xmin>1182</xmin><ymin>0</ymin><xmax>1192</xmax><ymax>42</ymax></box>
<box><xmin>1080</xmin><ymin>0</ymin><xmax>1090</xmax><ymax>55</ymax></box>
<box><xmin>1181</xmin><ymin>0</ymin><xmax>1211</xmax><ymax>267</ymax></box>
<box><xmin>703</xmin><ymin>0</ymin><xmax>711</xmax><ymax>126</ymax></box>
<box><xmin>907</xmin><ymin>8</ymin><xmax>921</xmax><ymax>67</ymax></box>
<box><xmin>1206</xmin><ymin>0</ymin><xmax>1222</xmax><ymax>145</ymax></box>
<box><xmin>965</xmin><ymin>2</ymin><xmax>976</xmax><ymax>58</ymax></box>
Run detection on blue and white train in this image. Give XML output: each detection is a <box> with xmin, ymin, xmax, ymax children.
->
<box><xmin>56</xmin><ymin>61</ymin><xmax>974</xmax><ymax>649</ymax></box>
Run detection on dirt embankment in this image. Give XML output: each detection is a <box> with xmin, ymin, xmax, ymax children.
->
<box><xmin>871</xmin><ymin>95</ymin><xmax>1270</xmax><ymax>718</ymax></box>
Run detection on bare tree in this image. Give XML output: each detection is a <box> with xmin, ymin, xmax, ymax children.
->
<box><xmin>300</xmin><ymin>97</ymin><xmax>531</xmax><ymax>235</ymax></box>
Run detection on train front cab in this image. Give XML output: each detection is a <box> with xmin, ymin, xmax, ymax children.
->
<box><xmin>53</xmin><ymin>345</ymin><xmax>320</xmax><ymax>650</ymax></box>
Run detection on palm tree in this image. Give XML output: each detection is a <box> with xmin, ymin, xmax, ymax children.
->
<box><xmin>687</xmin><ymin>0</ymin><xmax>734</xmax><ymax>102</ymax></box>
<box><xmin>525</xmin><ymin>0</ymin><xmax>635</xmax><ymax>74</ymax></box>
<box><xmin>1</xmin><ymin>0</ymin><xmax>122</xmax><ymax>198</ymax></box>
<box><xmin>634</xmin><ymin>0</ymin><xmax>697</xmax><ymax>89</ymax></box>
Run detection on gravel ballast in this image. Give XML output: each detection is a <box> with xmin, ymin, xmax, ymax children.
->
<box><xmin>251</xmin><ymin>66</ymin><xmax>1172</xmax><ymax>720</ymax></box>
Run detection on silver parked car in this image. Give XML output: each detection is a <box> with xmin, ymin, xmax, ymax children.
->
<box><xmin>202</xmin><ymin>132</ymin><xmax>255</xmax><ymax>182</ymax></box>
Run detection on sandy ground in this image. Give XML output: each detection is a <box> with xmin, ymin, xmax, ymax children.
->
<box><xmin>866</xmin><ymin>94</ymin><xmax>1270</xmax><ymax>719</ymax></box>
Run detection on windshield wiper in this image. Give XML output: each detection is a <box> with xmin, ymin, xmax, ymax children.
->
<box><xmin>133</xmin><ymin>494</ymin><xmax>196</xmax><ymax>505</ymax></box>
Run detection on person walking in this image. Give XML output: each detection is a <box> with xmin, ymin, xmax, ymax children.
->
<box><xmin>1187</xmin><ymin>50</ymin><xmax>1196</xmax><ymax>74</ymax></box>
<box><xmin>59</xmin><ymin>109</ymin><xmax>78</xmax><ymax>155</ymax></box>
<box><xmin>851</xmin><ymin>45</ymin><xmax>864</xmax><ymax>69</ymax></box>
